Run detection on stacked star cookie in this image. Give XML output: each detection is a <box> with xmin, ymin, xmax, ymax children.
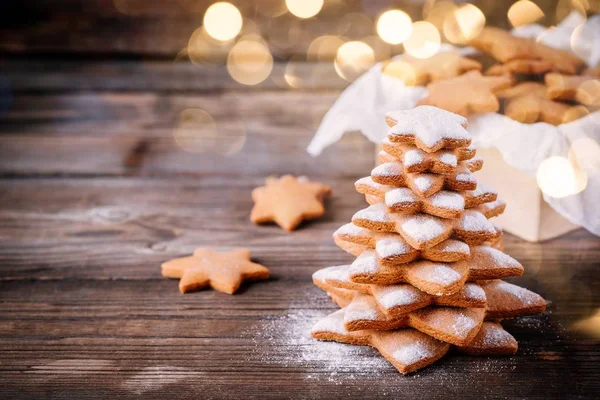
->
<box><xmin>311</xmin><ymin>106</ymin><xmax>546</xmax><ymax>374</ymax></box>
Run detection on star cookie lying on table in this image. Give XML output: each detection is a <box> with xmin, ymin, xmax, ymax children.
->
<box><xmin>161</xmin><ymin>248</ymin><xmax>269</xmax><ymax>294</ymax></box>
<box><xmin>251</xmin><ymin>175</ymin><xmax>331</xmax><ymax>231</ymax></box>
<box><xmin>545</xmin><ymin>73</ymin><xmax>600</xmax><ymax>106</ymax></box>
<box><xmin>417</xmin><ymin>71</ymin><xmax>513</xmax><ymax>117</ymax></box>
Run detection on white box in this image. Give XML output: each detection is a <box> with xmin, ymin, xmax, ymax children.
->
<box><xmin>473</xmin><ymin>147</ymin><xmax>580</xmax><ymax>242</ymax></box>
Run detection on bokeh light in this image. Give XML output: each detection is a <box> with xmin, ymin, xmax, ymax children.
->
<box><xmin>404</xmin><ymin>21</ymin><xmax>441</xmax><ymax>59</ymax></box>
<box><xmin>203</xmin><ymin>2</ymin><xmax>243</xmax><ymax>42</ymax></box>
<box><xmin>307</xmin><ymin>35</ymin><xmax>345</xmax><ymax>61</ymax></box>
<box><xmin>187</xmin><ymin>27</ymin><xmax>233</xmax><ymax>65</ymax></box>
<box><xmin>556</xmin><ymin>0</ymin><xmax>588</xmax><ymax>22</ymax></box>
<box><xmin>286</xmin><ymin>0</ymin><xmax>323</xmax><ymax>19</ymax></box>
<box><xmin>172</xmin><ymin>108</ymin><xmax>246</xmax><ymax>156</ymax></box>
<box><xmin>335</xmin><ymin>41</ymin><xmax>375</xmax><ymax>81</ymax></box>
<box><xmin>376</xmin><ymin>10</ymin><xmax>413</xmax><ymax>44</ymax></box>
<box><xmin>337</xmin><ymin>12</ymin><xmax>374</xmax><ymax>38</ymax></box>
<box><xmin>508</xmin><ymin>1</ymin><xmax>545</xmax><ymax>28</ymax></box>
<box><xmin>577</xmin><ymin>80</ymin><xmax>600</xmax><ymax>106</ymax></box>
<box><xmin>424</xmin><ymin>0</ymin><xmax>457</xmax><ymax>31</ymax></box>
<box><xmin>536</xmin><ymin>156</ymin><xmax>588</xmax><ymax>198</ymax></box>
<box><xmin>569</xmin><ymin>136</ymin><xmax>600</xmax><ymax>173</ymax></box>
<box><xmin>227</xmin><ymin>38</ymin><xmax>274</xmax><ymax>85</ymax></box>
<box><xmin>382</xmin><ymin>59</ymin><xmax>418</xmax><ymax>86</ymax></box>
<box><xmin>443</xmin><ymin>4</ymin><xmax>486</xmax><ymax>44</ymax></box>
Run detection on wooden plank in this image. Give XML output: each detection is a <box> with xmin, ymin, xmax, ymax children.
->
<box><xmin>1</xmin><ymin>60</ymin><xmax>348</xmax><ymax>92</ymax></box>
<box><xmin>0</xmin><ymin>91</ymin><xmax>374</xmax><ymax>176</ymax></box>
<box><xmin>0</xmin><ymin>176</ymin><xmax>599</xmax><ymax>398</ymax></box>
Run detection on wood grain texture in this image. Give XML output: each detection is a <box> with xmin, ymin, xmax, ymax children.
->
<box><xmin>0</xmin><ymin>53</ymin><xmax>599</xmax><ymax>398</ymax></box>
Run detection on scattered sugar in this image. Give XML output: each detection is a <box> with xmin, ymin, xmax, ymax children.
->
<box><xmin>426</xmin><ymin>264</ymin><xmax>461</xmax><ymax>285</ymax></box>
<box><xmin>248</xmin><ymin>299</ymin><xmax>391</xmax><ymax>384</ymax></box>
<box><xmin>479</xmin><ymin>199</ymin><xmax>505</xmax><ymax>211</ymax></box>
<box><xmin>386</xmin><ymin>106</ymin><xmax>470</xmax><ymax>148</ymax></box>
<box><xmin>376</xmin><ymin>285</ymin><xmax>420</xmax><ymax>308</ymax></box>
<box><xmin>430</xmin><ymin>191</ymin><xmax>464</xmax><ymax>210</ymax></box>
<box><xmin>385</xmin><ymin>188</ymin><xmax>417</xmax><ymax>206</ymax></box>
<box><xmin>313</xmin><ymin>265</ymin><xmax>352</xmax><ymax>283</ymax></box>
<box><xmin>404</xmin><ymin>150</ymin><xmax>424</xmax><ymax>167</ymax></box>
<box><xmin>478</xmin><ymin>246</ymin><xmax>520</xmax><ymax>267</ymax></box>
<box><xmin>392</xmin><ymin>342</ymin><xmax>434</xmax><ymax>365</ymax></box>
<box><xmin>412</xmin><ymin>175</ymin><xmax>433</xmax><ymax>192</ymax></box>
<box><xmin>334</xmin><ymin>223</ymin><xmax>369</xmax><ymax>238</ymax></box>
<box><xmin>351</xmin><ymin>251</ymin><xmax>379</xmax><ymax>273</ymax></box>
<box><xmin>353</xmin><ymin>203</ymin><xmax>390</xmax><ymax>223</ymax></box>
<box><xmin>401</xmin><ymin>215</ymin><xmax>446</xmax><ymax>242</ymax></box>
<box><xmin>439</xmin><ymin>152</ymin><xmax>458</xmax><ymax>167</ymax></box>
<box><xmin>376</xmin><ymin>236</ymin><xmax>410</xmax><ymax>258</ymax></box>
<box><xmin>372</xmin><ymin>162</ymin><xmax>403</xmax><ymax>177</ymax></box>
<box><xmin>459</xmin><ymin>211</ymin><xmax>495</xmax><ymax>233</ymax></box>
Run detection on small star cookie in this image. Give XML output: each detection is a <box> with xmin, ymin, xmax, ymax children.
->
<box><xmin>161</xmin><ymin>248</ymin><xmax>270</xmax><ymax>294</ymax></box>
<box><xmin>251</xmin><ymin>175</ymin><xmax>331</xmax><ymax>231</ymax></box>
<box><xmin>468</xmin><ymin>27</ymin><xmax>585</xmax><ymax>74</ymax></box>
<box><xmin>382</xmin><ymin>51</ymin><xmax>482</xmax><ymax>86</ymax></box>
<box><xmin>486</xmin><ymin>59</ymin><xmax>554</xmax><ymax>76</ymax></box>
<box><xmin>545</xmin><ymin>73</ymin><xmax>600</xmax><ymax>106</ymax></box>
<box><xmin>417</xmin><ymin>71</ymin><xmax>514</xmax><ymax>117</ymax></box>
<box><xmin>385</xmin><ymin>105</ymin><xmax>470</xmax><ymax>153</ymax></box>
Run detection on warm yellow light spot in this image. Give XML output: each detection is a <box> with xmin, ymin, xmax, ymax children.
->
<box><xmin>404</xmin><ymin>21</ymin><xmax>441</xmax><ymax>59</ymax></box>
<box><xmin>508</xmin><ymin>1</ymin><xmax>545</xmax><ymax>28</ymax></box>
<box><xmin>569</xmin><ymin>137</ymin><xmax>600</xmax><ymax>173</ymax></box>
<box><xmin>173</xmin><ymin>109</ymin><xmax>246</xmax><ymax>156</ymax></box>
<box><xmin>443</xmin><ymin>4</ymin><xmax>486</xmax><ymax>44</ymax></box>
<box><xmin>424</xmin><ymin>1</ymin><xmax>457</xmax><ymax>30</ymax></box>
<box><xmin>382</xmin><ymin>59</ymin><xmax>418</xmax><ymax>86</ymax></box>
<box><xmin>227</xmin><ymin>39</ymin><xmax>274</xmax><ymax>86</ymax></box>
<box><xmin>307</xmin><ymin>35</ymin><xmax>344</xmax><ymax>61</ymax></box>
<box><xmin>571</xmin><ymin>309</ymin><xmax>600</xmax><ymax>339</ymax></box>
<box><xmin>286</xmin><ymin>0</ymin><xmax>323</xmax><ymax>19</ymax></box>
<box><xmin>334</xmin><ymin>41</ymin><xmax>375</xmax><ymax>81</ymax></box>
<box><xmin>203</xmin><ymin>2</ymin><xmax>243</xmax><ymax>42</ymax></box>
<box><xmin>536</xmin><ymin>156</ymin><xmax>588</xmax><ymax>198</ymax></box>
<box><xmin>188</xmin><ymin>27</ymin><xmax>232</xmax><ymax>65</ymax></box>
<box><xmin>376</xmin><ymin>10</ymin><xmax>413</xmax><ymax>44</ymax></box>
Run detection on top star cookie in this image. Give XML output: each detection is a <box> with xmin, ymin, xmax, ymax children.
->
<box><xmin>385</xmin><ymin>106</ymin><xmax>471</xmax><ymax>153</ymax></box>
<box><xmin>251</xmin><ymin>175</ymin><xmax>332</xmax><ymax>231</ymax></box>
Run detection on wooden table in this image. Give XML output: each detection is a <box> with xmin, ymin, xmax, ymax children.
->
<box><xmin>1</xmin><ymin>58</ymin><xmax>599</xmax><ymax>399</ymax></box>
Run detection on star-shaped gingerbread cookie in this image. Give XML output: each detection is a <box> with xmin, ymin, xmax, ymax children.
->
<box><xmin>417</xmin><ymin>71</ymin><xmax>513</xmax><ymax>117</ymax></box>
<box><xmin>545</xmin><ymin>73</ymin><xmax>600</xmax><ymax>106</ymax></box>
<box><xmin>486</xmin><ymin>59</ymin><xmax>554</xmax><ymax>76</ymax></box>
<box><xmin>497</xmin><ymin>82</ymin><xmax>589</xmax><ymax>125</ymax></box>
<box><xmin>251</xmin><ymin>175</ymin><xmax>331</xmax><ymax>231</ymax></box>
<box><xmin>468</xmin><ymin>27</ymin><xmax>585</xmax><ymax>74</ymax></box>
<box><xmin>382</xmin><ymin>51</ymin><xmax>482</xmax><ymax>86</ymax></box>
<box><xmin>161</xmin><ymin>248</ymin><xmax>270</xmax><ymax>294</ymax></box>
<box><xmin>385</xmin><ymin>106</ymin><xmax>471</xmax><ymax>153</ymax></box>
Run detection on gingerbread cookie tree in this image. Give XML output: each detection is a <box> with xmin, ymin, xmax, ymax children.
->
<box><xmin>311</xmin><ymin>106</ymin><xmax>546</xmax><ymax>374</ymax></box>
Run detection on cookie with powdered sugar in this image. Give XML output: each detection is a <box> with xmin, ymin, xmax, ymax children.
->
<box><xmin>382</xmin><ymin>138</ymin><xmax>459</xmax><ymax>175</ymax></box>
<box><xmin>385</xmin><ymin>106</ymin><xmax>471</xmax><ymax>153</ymax></box>
<box><xmin>334</xmin><ymin>223</ymin><xmax>470</xmax><ymax>264</ymax></box>
<box><xmin>312</xmin><ymin>310</ymin><xmax>518</xmax><ymax>374</ymax></box>
<box><xmin>355</xmin><ymin>176</ymin><xmax>499</xmax><ymax>219</ymax></box>
<box><xmin>314</xmin><ymin>269</ymin><xmax>486</xmax><ymax>316</ymax></box>
<box><xmin>373</xmin><ymin>157</ymin><xmax>480</xmax><ymax>196</ymax></box>
<box><xmin>351</xmin><ymin>205</ymin><xmax>503</xmax><ymax>249</ymax></box>
<box><xmin>383</xmin><ymin>138</ymin><xmax>476</xmax><ymax>164</ymax></box>
<box><xmin>482</xmin><ymin>280</ymin><xmax>546</xmax><ymax>319</ymax></box>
